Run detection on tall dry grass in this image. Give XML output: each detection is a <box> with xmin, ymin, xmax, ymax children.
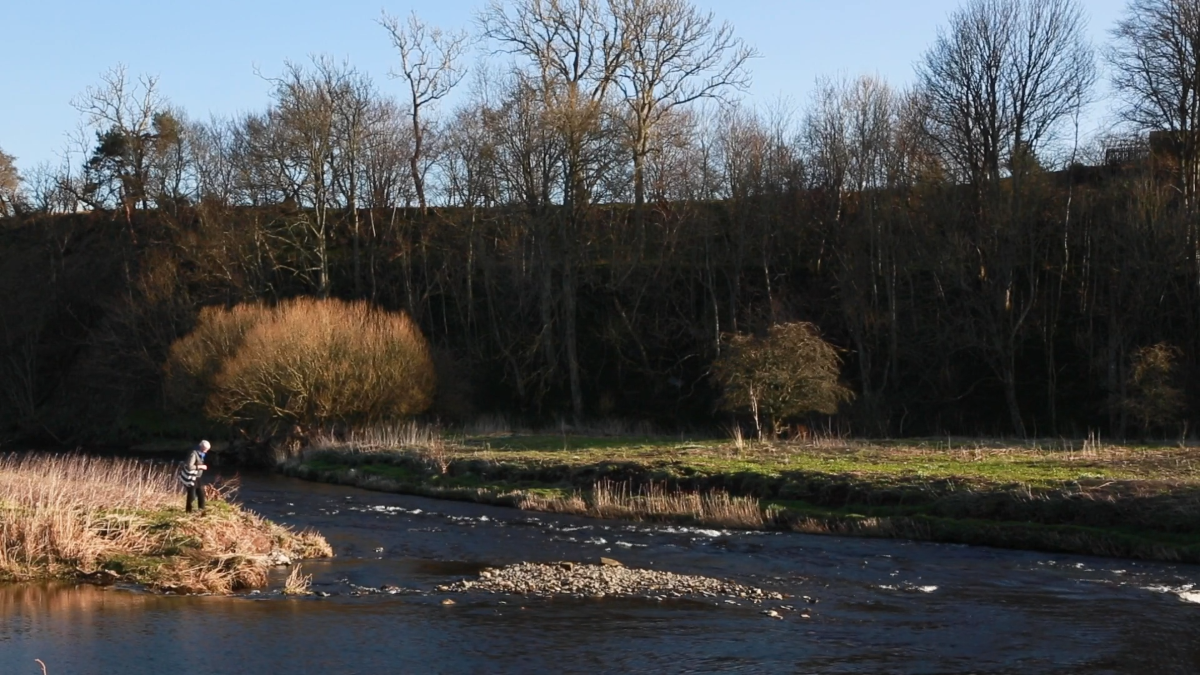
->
<box><xmin>522</xmin><ymin>480</ymin><xmax>767</xmax><ymax>529</ymax></box>
<box><xmin>283</xmin><ymin>563</ymin><xmax>313</xmax><ymax>595</ymax></box>
<box><xmin>0</xmin><ymin>453</ymin><xmax>331</xmax><ymax>593</ymax></box>
<box><xmin>0</xmin><ymin>453</ymin><xmax>176</xmax><ymax>579</ymax></box>
<box><xmin>309</xmin><ymin>422</ymin><xmax>444</xmax><ymax>453</ymax></box>
<box><xmin>308</xmin><ymin>422</ymin><xmax>451</xmax><ymax>473</ymax></box>
<box><xmin>166</xmin><ymin>297</ymin><xmax>436</xmax><ymax>429</ymax></box>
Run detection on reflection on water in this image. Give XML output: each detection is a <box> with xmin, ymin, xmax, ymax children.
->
<box><xmin>3</xmin><ymin>472</ymin><xmax>1200</xmax><ymax>674</ymax></box>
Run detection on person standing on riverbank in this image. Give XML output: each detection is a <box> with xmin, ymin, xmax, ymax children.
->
<box><xmin>179</xmin><ymin>440</ymin><xmax>211</xmax><ymax>513</ymax></box>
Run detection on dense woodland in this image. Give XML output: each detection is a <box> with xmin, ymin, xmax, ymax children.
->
<box><xmin>2</xmin><ymin>0</ymin><xmax>1199</xmax><ymax>443</ymax></box>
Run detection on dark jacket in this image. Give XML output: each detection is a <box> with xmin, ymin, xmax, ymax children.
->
<box><xmin>178</xmin><ymin>449</ymin><xmax>206</xmax><ymax>487</ymax></box>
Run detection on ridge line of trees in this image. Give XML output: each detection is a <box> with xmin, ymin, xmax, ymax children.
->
<box><xmin>1</xmin><ymin>0</ymin><xmax>1198</xmax><ymax>440</ymax></box>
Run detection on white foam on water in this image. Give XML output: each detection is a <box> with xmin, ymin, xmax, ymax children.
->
<box><xmin>1142</xmin><ymin>584</ymin><xmax>1194</xmax><ymax>595</ymax></box>
<box><xmin>1138</xmin><ymin>583</ymin><xmax>1200</xmax><ymax>603</ymax></box>
<box><xmin>1178</xmin><ymin>592</ymin><xmax>1200</xmax><ymax>604</ymax></box>
<box><xmin>658</xmin><ymin>526</ymin><xmax>728</xmax><ymax>538</ymax></box>
<box><xmin>877</xmin><ymin>583</ymin><xmax>938</xmax><ymax>593</ymax></box>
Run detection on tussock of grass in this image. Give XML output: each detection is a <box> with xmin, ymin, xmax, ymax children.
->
<box><xmin>0</xmin><ymin>453</ymin><xmax>332</xmax><ymax>593</ymax></box>
<box><xmin>283</xmin><ymin>563</ymin><xmax>312</xmax><ymax>595</ymax></box>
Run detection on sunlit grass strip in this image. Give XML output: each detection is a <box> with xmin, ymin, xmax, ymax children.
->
<box><xmin>0</xmin><ymin>453</ymin><xmax>332</xmax><ymax>593</ymax></box>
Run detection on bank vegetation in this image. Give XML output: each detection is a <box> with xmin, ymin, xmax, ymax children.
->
<box><xmin>285</xmin><ymin>426</ymin><xmax>1200</xmax><ymax>562</ymax></box>
<box><xmin>0</xmin><ymin>454</ymin><xmax>331</xmax><ymax>593</ymax></box>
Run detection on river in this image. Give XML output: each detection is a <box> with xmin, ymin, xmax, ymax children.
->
<box><xmin>2</xmin><ymin>471</ymin><xmax>1199</xmax><ymax>674</ymax></box>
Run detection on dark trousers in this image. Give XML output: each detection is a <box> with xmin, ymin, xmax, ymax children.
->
<box><xmin>185</xmin><ymin>484</ymin><xmax>206</xmax><ymax>512</ymax></box>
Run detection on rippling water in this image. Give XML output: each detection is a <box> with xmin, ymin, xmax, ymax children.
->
<box><xmin>3</xmin><ymin>472</ymin><xmax>1200</xmax><ymax>674</ymax></box>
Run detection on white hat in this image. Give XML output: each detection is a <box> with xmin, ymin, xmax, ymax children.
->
<box><xmin>198</xmin><ymin>440</ymin><xmax>211</xmax><ymax>451</ymax></box>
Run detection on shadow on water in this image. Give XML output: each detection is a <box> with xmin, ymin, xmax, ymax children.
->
<box><xmin>3</xmin><ymin>470</ymin><xmax>1200</xmax><ymax>674</ymax></box>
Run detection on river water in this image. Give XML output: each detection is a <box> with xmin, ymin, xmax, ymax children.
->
<box><xmin>3</xmin><ymin>472</ymin><xmax>1199</xmax><ymax>674</ymax></box>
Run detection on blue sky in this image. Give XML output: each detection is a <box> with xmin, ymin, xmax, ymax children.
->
<box><xmin>1</xmin><ymin>0</ymin><xmax>1128</xmax><ymax>173</ymax></box>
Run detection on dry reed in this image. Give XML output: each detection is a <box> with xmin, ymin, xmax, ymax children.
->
<box><xmin>521</xmin><ymin>480</ymin><xmax>766</xmax><ymax>529</ymax></box>
<box><xmin>283</xmin><ymin>563</ymin><xmax>312</xmax><ymax>595</ymax></box>
<box><xmin>309</xmin><ymin>422</ymin><xmax>443</xmax><ymax>453</ymax></box>
<box><xmin>0</xmin><ymin>453</ymin><xmax>332</xmax><ymax>593</ymax></box>
<box><xmin>309</xmin><ymin>422</ymin><xmax>453</xmax><ymax>473</ymax></box>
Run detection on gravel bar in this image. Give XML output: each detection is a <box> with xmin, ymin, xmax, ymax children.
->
<box><xmin>435</xmin><ymin>561</ymin><xmax>788</xmax><ymax>601</ymax></box>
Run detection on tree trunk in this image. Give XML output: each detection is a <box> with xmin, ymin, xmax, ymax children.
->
<box><xmin>411</xmin><ymin>107</ymin><xmax>426</xmax><ymax>212</ymax></box>
<box><xmin>1002</xmin><ymin>358</ymin><xmax>1026</xmax><ymax>437</ymax></box>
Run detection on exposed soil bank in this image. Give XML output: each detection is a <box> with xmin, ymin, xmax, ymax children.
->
<box><xmin>280</xmin><ymin>444</ymin><xmax>1200</xmax><ymax>563</ymax></box>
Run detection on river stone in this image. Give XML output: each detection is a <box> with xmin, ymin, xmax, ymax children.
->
<box><xmin>265</xmin><ymin>551</ymin><xmax>292</xmax><ymax>566</ymax></box>
<box><xmin>599</xmin><ymin>557</ymin><xmax>624</xmax><ymax>567</ymax></box>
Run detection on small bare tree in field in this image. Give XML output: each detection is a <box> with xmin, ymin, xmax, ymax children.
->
<box><xmin>712</xmin><ymin>322</ymin><xmax>853</xmax><ymax>440</ymax></box>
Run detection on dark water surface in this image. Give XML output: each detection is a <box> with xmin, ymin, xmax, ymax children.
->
<box><xmin>3</xmin><ymin>471</ymin><xmax>1200</xmax><ymax>674</ymax></box>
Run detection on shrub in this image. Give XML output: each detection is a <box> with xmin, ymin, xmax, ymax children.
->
<box><xmin>1123</xmin><ymin>342</ymin><xmax>1185</xmax><ymax>434</ymax></box>
<box><xmin>165</xmin><ymin>298</ymin><xmax>436</xmax><ymax>430</ymax></box>
<box><xmin>712</xmin><ymin>322</ymin><xmax>853</xmax><ymax>439</ymax></box>
<box><xmin>164</xmin><ymin>303</ymin><xmax>263</xmax><ymax>412</ymax></box>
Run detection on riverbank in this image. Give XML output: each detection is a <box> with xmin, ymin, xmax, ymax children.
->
<box><xmin>280</xmin><ymin>432</ymin><xmax>1200</xmax><ymax>563</ymax></box>
<box><xmin>0</xmin><ymin>454</ymin><xmax>332</xmax><ymax>593</ymax></box>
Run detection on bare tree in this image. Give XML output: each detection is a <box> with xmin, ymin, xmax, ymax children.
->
<box><xmin>360</xmin><ymin>98</ymin><xmax>414</xmax><ymax>210</ymax></box>
<box><xmin>22</xmin><ymin>161</ymin><xmax>76</xmax><ymax>214</ymax></box>
<box><xmin>482</xmin><ymin>0</ymin><xmax>629</xmax><ymax>420</ymax></box>
<box><xmin>916</xmin><ymin>0</ymin><xmax>1093</xmax><ymax>437</ymax></box>
<box><xmin>616</xmin><ymin>0</ymin><xmax>756</xmax><ymax>217</ymax></box>
<box><xmin>917</xmin><ymin>0</ymin><xmax>1094</xmax><ymax>189</ymax></box>
<box><xmin>71</xmin><ymin>65</ymin><xmax>171</xmax><ymax>223</ymax></box>
<box><xmin>482</xmin><ymin>0</ymin><xmax>627</xmax><ymax>209</ymax></box>
<box><xmin>1109</xmin><ymin>0</ymin><xmax>1200</xmax><ymax>201</ymax></box>
<box><xmin>329</xmin><ymin>68</ymin><xmax>379</xmax><ymax>295</ymax></box>
<box><xmin>0</xmin><ymin>147</ymin><xmax>19</xmax><ymax>217</ymax></box>
<box><xmin>190</xmin><ymin>116</ymin><xmax>240</xmax><ymax>206</ymax></box>
<box><xmin>802</xmin><ymin>75</ymin><xmax>910</xmax><ymax>431</ymax></box>
<box><xmin>380</xmin><ymin>11</ymin><xmax>470</xmax><ymax>211</ymax></box>
<box><xmin>263</xmin><ymin>56</ymin><xmax>361</xmax><ymax>297</ymax></box>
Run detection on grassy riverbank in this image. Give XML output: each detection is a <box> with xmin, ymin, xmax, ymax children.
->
<box><xmin>281</xmin><ymin>429</ymin><xmax>1200</xmax><ymax>562</ymax></box>
<box><xmin>0</xmin><ymin>454</ymin><xmax>331</xmax><ymax>593</ymax></box>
